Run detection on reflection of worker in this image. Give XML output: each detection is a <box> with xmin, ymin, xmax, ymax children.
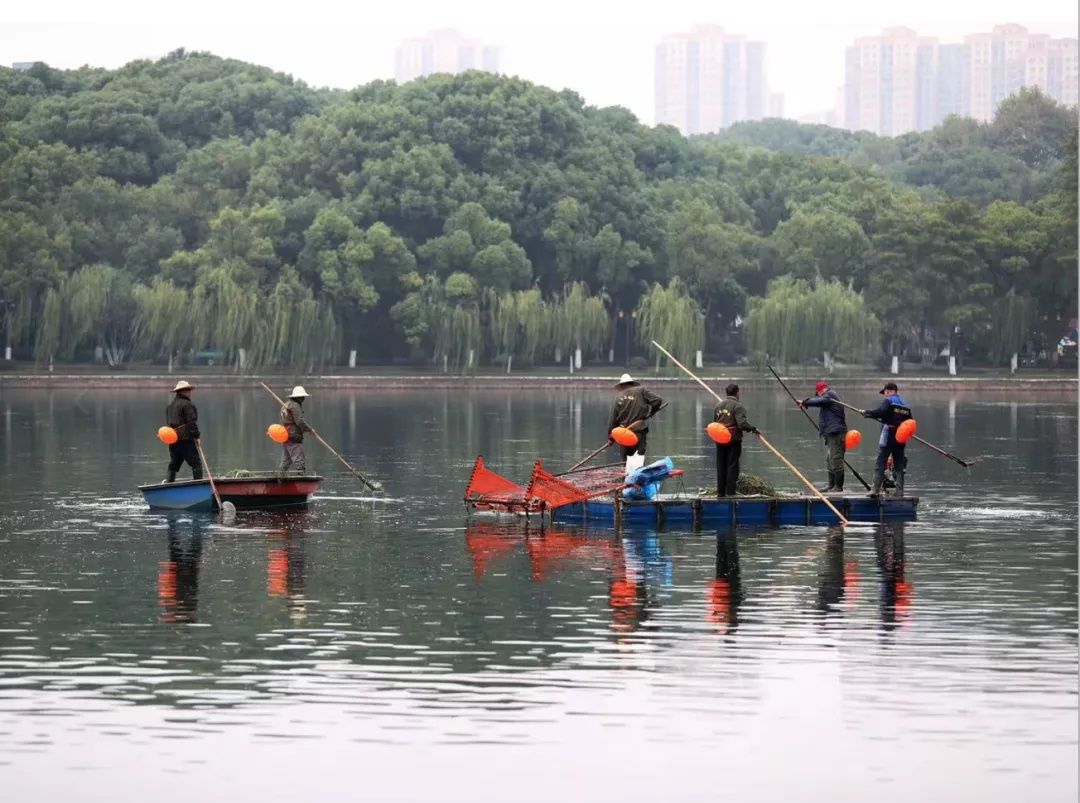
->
<box><xmin>713</xmin><ymin>383</ymin><xmax>758</xmax><ymax>496</ymax></box>
<box><xmin>165</xmin><ymin>380</ymin><xmax>201</xmax><ymax>482</ymax></box>
<box><xmin>874</xmin><ymin>522</ymin><xmax>912</xmax><ymax>632</ymax></box>
<box><xmin>267</xmin><ymin>514</ymin><xmax>310</xmax><ymax>622</ymax></box>
<box><xmin>159</xmin><ymin>514</ymin><xmax>205</xmax><ymax>623</ymax></box>
<box><xmin>609</xmin><ymin>532</ymin><xmax>668</xmax><ymax>634</ymax></box>
<box><xmin>279</xmin><ymin>385</ymin><xmax>313</xmax><ymax>474</ymax></box>
<box><xmin>607</xmin><ymin>373</ymin><xmax>665</xmax><ymax>461</ymax></box>
<box><xmin>709</xmin><ymin>531</ymin><xmax>742</xmax><ymax>635</ymax></box>
<box><xmin>816</xmin><ymin>527</ymin><xmax>845</xmax><ymax>616</ymax></box>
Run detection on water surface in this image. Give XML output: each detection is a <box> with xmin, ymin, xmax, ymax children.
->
<box><xmin>0</xmin><ymin>387</ymin><xmax>1075</xmax><ymax>802</ymax></box>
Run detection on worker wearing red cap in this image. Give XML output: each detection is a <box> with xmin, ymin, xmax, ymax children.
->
<box><xmin>798</xmin><ymin>380</ymin><xmax>848</xmax><ymax>493</ymax></box>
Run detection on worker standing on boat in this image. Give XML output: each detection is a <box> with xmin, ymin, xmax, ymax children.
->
<box><xmin>713</xmin><ymin>383</ymin><xmax>758</xmax><ymax>496</ymax></box>
<box><xmin>862</xmin><ymin>381</ymin><xmax>912</xmax><ymax>497</ymax></box>
<box><xmin>279</xmin><ymin>386</ymin><xmax>313</xmax><ymax>474</ymax></box>
<box><xmin>165</xmin><ymin>380</ymin><xmax>202</xmax><ymax>483</ymax></box>
<box><xmin>799</xmin><ymin>380</ymin><xmax>848</xmax><ymax>493</ymax></box>
<box><xmin>607</xmin><ymin>373</ymin><xmax>665</xmax><ymax>460</ymax></box>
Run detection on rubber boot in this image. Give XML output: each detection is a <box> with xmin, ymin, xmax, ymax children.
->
<box><xmin>894</xmin><ymin>470</ymin><xmax>905</xmax><ymax>498</ymax></box>
<box><xmin>166</xmin><ymin>470</ymin><xmax>177</xmax><ymax>484</ymax></box>
<box><xmin>868</xmin><ymin>470</ymin><xmax>884</xmax><ymax>497</ymax></box>
<box><xmin>819</xmin><ymin>471</ymin><xmax>836</xmax><ymax>493</ymax></box>
<box><xmin>834</xmin><ymin>472</ymin><xmax>844</xmax><ymax>494</ymax></box>
<box><xmin>192</xmin><ymin>468</ymin><xmax>203</xmax><ymax>481</ymax></box>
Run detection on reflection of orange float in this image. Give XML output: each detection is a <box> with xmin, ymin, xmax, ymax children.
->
<box><xmin>708</xmin><ymin>578</ymin><xmax>731</xmax><ymax>629</ymax></box>
<box><xmin>267</xmin><ymin>548</ymin><xmax>288</xmax><ymax>597</ymax></box>
<box><xmin>844</xmin><ymin>560</ymin><xmax>861</xmax><ymax>601</ymax></box>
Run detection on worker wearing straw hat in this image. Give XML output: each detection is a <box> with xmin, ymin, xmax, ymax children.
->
<box><xmin>165</xmin><ymin>380</ymin><xmax>202</xmax><ymax>482</ymax></box>
<box><xmin>607</xmin><ymin>373</ymin><xmax>665</xmax><ymax>460</ymax></box>
<box><xmin>279</xmin><ymin>385</ymin><xmax>314</xmax><ymax>474</ymax></box>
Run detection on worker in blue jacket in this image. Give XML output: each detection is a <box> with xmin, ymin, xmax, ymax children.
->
<box><xmin>799</xmin><ymin>380</ymin><xmax>848</xmax><ymax>493</ymax></box>
<box><xmin>862</xmin><ymin>382</ymin><xmax>912</xmax><ymax>497</ymax></box>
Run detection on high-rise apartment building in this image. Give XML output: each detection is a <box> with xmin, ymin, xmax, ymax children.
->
<box><xmin>395</xmin><ymin>29</ymin><xmax>500</xmax><ymax>83</ymax></box>
<box><xmin>843</xmin><ymin>25</ymin><xmax>1078</xmax><ymax>135</ymax></box>
<box><xmin>842</xmin><ymin>27</ymin><xmax>939</xmax><ymax>137</ymax></box>
<box><xmin>655</xmin><ymin>25</ymin><xmax>778</xmax><ymax>134</ymax></box>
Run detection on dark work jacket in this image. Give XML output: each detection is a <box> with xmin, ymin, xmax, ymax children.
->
<box><xmin>281</xmin><ymin>399</ymin><xmax>313</xmax><ymax>443</ymax></box>
<box><xmin>802</xmin><ymin>389</ymin><xmax>847</xmax><ymax>437</ymax></box>
<box><xmin>608</xmin><ymin>386</ymin><xmax>664</xmax><ymax>435</ymax></box>
<box><xmin>166</xmin><ymin>395</ymin><xmax>200</xmax><ymax>441</ymax></box>
<box><xmin>864</xmin><ymin>394</ymin><xmax>912</xmax><ymax>428</ymax></box>
<box><xmin>713</xmin><ymin>396</ymin><xmax>755</xmax><ymax>442</ymax></box>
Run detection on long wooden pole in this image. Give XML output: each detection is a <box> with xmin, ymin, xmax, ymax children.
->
<box><xmin>568</xmin><ymin>441</ymin><xmax>612</xmax><ymax>472</ymax></box>
<box><xmin>831</xmin><ymin>399</ymin><xmax>973</xmax><ymax>467</ymax></box>
<box><xmin>259</xmin><ymin>382</ymin><xmax>383</xmax><ymax>492</ymax></box>
<box><xmin>650</xmin><ymin>341</ymin><xmax>850</xmax><ymax>526</ymax></box>
<box><xmin>765</xmin><ymin>364</ymin><xmax>871</xmax><ymax>490</ymax></box>
<box><xmin>194</xmin><ymin>438</ymin><xmax>224</xmax><ymax>512</ymax></box>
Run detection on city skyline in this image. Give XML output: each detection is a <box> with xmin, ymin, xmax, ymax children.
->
<box><xmin>1</xmin><ymin>1</ymin><xmax>1075</xmax><ymax>127</ymax></box>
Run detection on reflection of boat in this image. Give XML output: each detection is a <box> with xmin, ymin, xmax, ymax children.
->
<box><xmin>553</xmin><ymin>493</ymin><xmax>918</xmax><ymax>527</ymax></box>
<box><xmin>138</xmin><ymin>473</ymin><xmax>323</xmax><ymax>511</ymax></box>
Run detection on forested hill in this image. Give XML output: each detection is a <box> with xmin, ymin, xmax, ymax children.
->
<box><xmin>0</xmin><ymin>51</ymin><xmax>1075</xmax><ymax>371</ymax></box>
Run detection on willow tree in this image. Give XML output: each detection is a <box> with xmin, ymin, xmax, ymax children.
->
<box><xmin>132</xmin><ymin>279</ymin><xmax>201</xmax><ymax>366</ymax></box>
<box><xmin>989</xmin><ymin>290</ymin><xmax>1035</xmax><ymax>367</ymax></box>
<box><xmin>191</xmin><ymin>265</ymin><xmax>260</xmax><ymax>370</ymax></box>
<box><xmin>746</xmin><ymin>277</ymin><xmax>880</xmax><ymax>367</ymax></box>
<box><xmin>551</xmin><ymin>282</ymin><xmax>609</xmax><ymax>367</ymax></box>
<box><xmin>634</xmin><ymin>278</ymin><xmax>704</xmax><ymax>373</ymax></box>
<box><xmin>258</xmin><ymin>266</ymin><xmax>339</xmax><ymax>370</ymax></box>
<box><xmin>33</xmin><ymin>266</ymin><xmax>135</xmax><ymax>367</ymax></box>
<box><xmin>391</xmin><ymin>273</ymin><xmax>480</xmax><ymax>372</ymax></box>
<box><xmin>33</xmin><ymin>286</ymin><xmax>63</xmax><ymax>365</ymax></box>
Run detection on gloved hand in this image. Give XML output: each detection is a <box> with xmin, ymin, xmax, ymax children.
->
<box><xmin>797</xmin><ymin>399</ymin><xmax>807</xmax><ymax>409</ymax></box>
<box><xmin>189</xmin><ymin>425</ymin><xmax>201</xmax><ymax>439</ymax></box>
<box><xmin>750</xmin><ymin>426</ymin><xmax>760</xmax><ymax>434</ymax></box>
<box><xmin>861</xmin><ymin>410</ymin><xmax>870</xmax><ymax>418</ymax></box>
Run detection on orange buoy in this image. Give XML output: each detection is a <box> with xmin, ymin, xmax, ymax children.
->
<box><xmin>845</xmin><ymin>429</ymin><xmax>862</xmax><ymax>450</ymax></box>
<box><xmin>610</xmin><ymin>426</ymin><xmax>639</xmax><ymax>447</ymax></box>
<box><xmin>896</xmin><ymin>418</ymin><xmax>918</xmax><ymax>444</ymax></box>
<box><xmin>706</xmin><ymin>422</ymin><xmax>732</xmax><ymax>444</ymax></box>
<box><xmin>157</xmin><ymin>426</ymin><xmax>178</xmax><ymax>445</ymax></box>
<box><xmin>267</xmin><ymin>423</ymin><xmax>289</xmax><ymax>443</ymax></box>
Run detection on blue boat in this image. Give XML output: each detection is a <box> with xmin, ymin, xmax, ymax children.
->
<box><xmin>552</xmin><ymin>493</ymin><xmax>919</xmax><ymax>528</ymax></box>
<box><xmin>139</xmin><ymin>474</ymin><xmax>323</xmax><ymax>511</ymax></box>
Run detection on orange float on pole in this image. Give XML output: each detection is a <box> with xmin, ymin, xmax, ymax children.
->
<box><xmin>844</xmin><ymin>429</ymin><xmax>862</xmax><ymax>449</ymax></box>
<box><xmin>896</xmin><ymin>419</ymin><xmax>918</xmax><ymax>444</ymax></box>
<box><xmin>706</xmin><ymin>422</ymin><xmax>732</xmax><ymax>444</ymax></box>
<box><xmin>157</xmin><ymin>426</ymin><xmax>178</xmax><ymax>445</ymax></box>
<box><xmin>610</xmin><ymin>427</ymin><xmax>639</xmax><ymax>447</ymax></box>
<box><xmin>267</xmin><ymin>424</ymin><xmax>289</xmax><ymax>444</ymax></box>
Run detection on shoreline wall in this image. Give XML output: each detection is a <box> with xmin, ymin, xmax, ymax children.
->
<box><xmin>0</xmin><ymin>373</ymin><xmax>1076</xmax><ymax>394</ymax></box>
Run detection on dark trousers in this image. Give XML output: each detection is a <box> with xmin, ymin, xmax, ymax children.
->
<box><xmin>874</xmin><ymin>437</ymin><xmax>907</xmax><ymax>473</ymax></box>
<box><xmin>716</xmin><ymin>440</ymin><xmax>742</xmax><ymax>496</ymax></box>
<box><xmin>168</xmin><ymin>440</ymin><xmax>202</xmax><ymax>479</ymax></box>
<box><xmin>619</xmin><ymin>432</ymin><xmax>647</xmax><ymax>460</ymax></box>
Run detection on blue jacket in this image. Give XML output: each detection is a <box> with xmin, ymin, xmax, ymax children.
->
<box><xmin>802</xmin><ymin>389</ymin><xmax>847</xmax><ymax>437</ymax></box>
<box><xmin>865</xmin><ymin>393</ymin><xmax>912</xmax><ymax>444</ymax></box>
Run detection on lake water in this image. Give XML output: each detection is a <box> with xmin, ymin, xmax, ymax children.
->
<box><xmin>0</xmin><ymin>385</ymin><xmax>1076</xmax><ymax>802</ymax></box>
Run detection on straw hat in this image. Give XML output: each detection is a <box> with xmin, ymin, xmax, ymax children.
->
<box><xmin>614</xmin><ymin>373</ymin><xmax>639</xmax><ymax>389</ymax></box>
<box><xmin>289</xmin><ymin>385</ymin><xmax>310</xmax><ymax>398</ymax></box>
<box><xmin>172</xmin><ymin>380</ymin><xmax>193</xmax><ymax>392</ymax></box>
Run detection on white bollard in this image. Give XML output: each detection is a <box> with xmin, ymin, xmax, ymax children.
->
<box><xmin>695</xmin><ymin>350</ymin><xmax>703</xmax><ymax>369</ymax></box>
<box><xmin>349</xmin><ymin>349</ymin><xmax>357</xmax><ymax>368</ymax></box>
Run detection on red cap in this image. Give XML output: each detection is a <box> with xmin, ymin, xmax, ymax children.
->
<box><xmin>815</xmin><ymin>381</ymin><xmax>828</xmax><ymax>395</ymax></box>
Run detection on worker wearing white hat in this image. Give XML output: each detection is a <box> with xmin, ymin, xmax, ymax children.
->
<box><xmin>279</xmin><ymin>385</ymin><xmax>313</xmax><ymax>474</ymax></box>
<box><xmin>165</xmin><ymin>380</ymin><xmax>201</xmax><ymax>482</ymax></box>
<box><xmin>607</xmin><ymin>373</ymin><xmax>665</xmax><ymax>463</ymax></box>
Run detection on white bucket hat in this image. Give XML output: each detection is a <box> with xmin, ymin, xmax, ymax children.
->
<box><xmin>614</xmin><ymin>373</ymin><xmax>639</xmax><ymax>388</ymax></box>
<box><xmin>172</xmin><ymin>380</ymin><xmax>193</xmax><ymax>392</ymax></box>
<box><xmin>289</xmin><ymin>385</ymin><xmax>310</xmax><ymax>398</ymax></box>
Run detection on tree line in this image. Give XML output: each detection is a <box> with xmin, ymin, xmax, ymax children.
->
<box><xmin>0</xmin><ymin>50</ymin><xmax>1075</xmax><ymax>371</ymax></box>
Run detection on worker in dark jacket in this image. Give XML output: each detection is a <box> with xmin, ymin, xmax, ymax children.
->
<box><xmin>279</xmin><ymin>385</ymin><xmax>314</xmax><ymax>474</ymax></box>
<box><xmin>799</xmin><ymin>380</ymin><xmax>849</xmax><ymax>493</ymax></box>
<box><xmin>713</xmin><ymin>383</ymin><xmax>758</xmax><ymax>496</ymax></box>
<box><xmin>863</xmin><ymin>381</ymin><xmax>912</xmax><ymax>497</ymax></box>
<box><xmin>165</xmin><ymin>380</ymin><xmax>202</xmax><ymax>482</ymax></box>
<box><xmin>607</xmin><ymin>373</ymin><xmax>665</xmax><ymax>460</ymax></box>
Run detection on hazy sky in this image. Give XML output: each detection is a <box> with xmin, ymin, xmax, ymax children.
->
<box><xmin>2</xmin><ymin>0</ymin><xmax>1076</xmax><ymax>122</ymax></box>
